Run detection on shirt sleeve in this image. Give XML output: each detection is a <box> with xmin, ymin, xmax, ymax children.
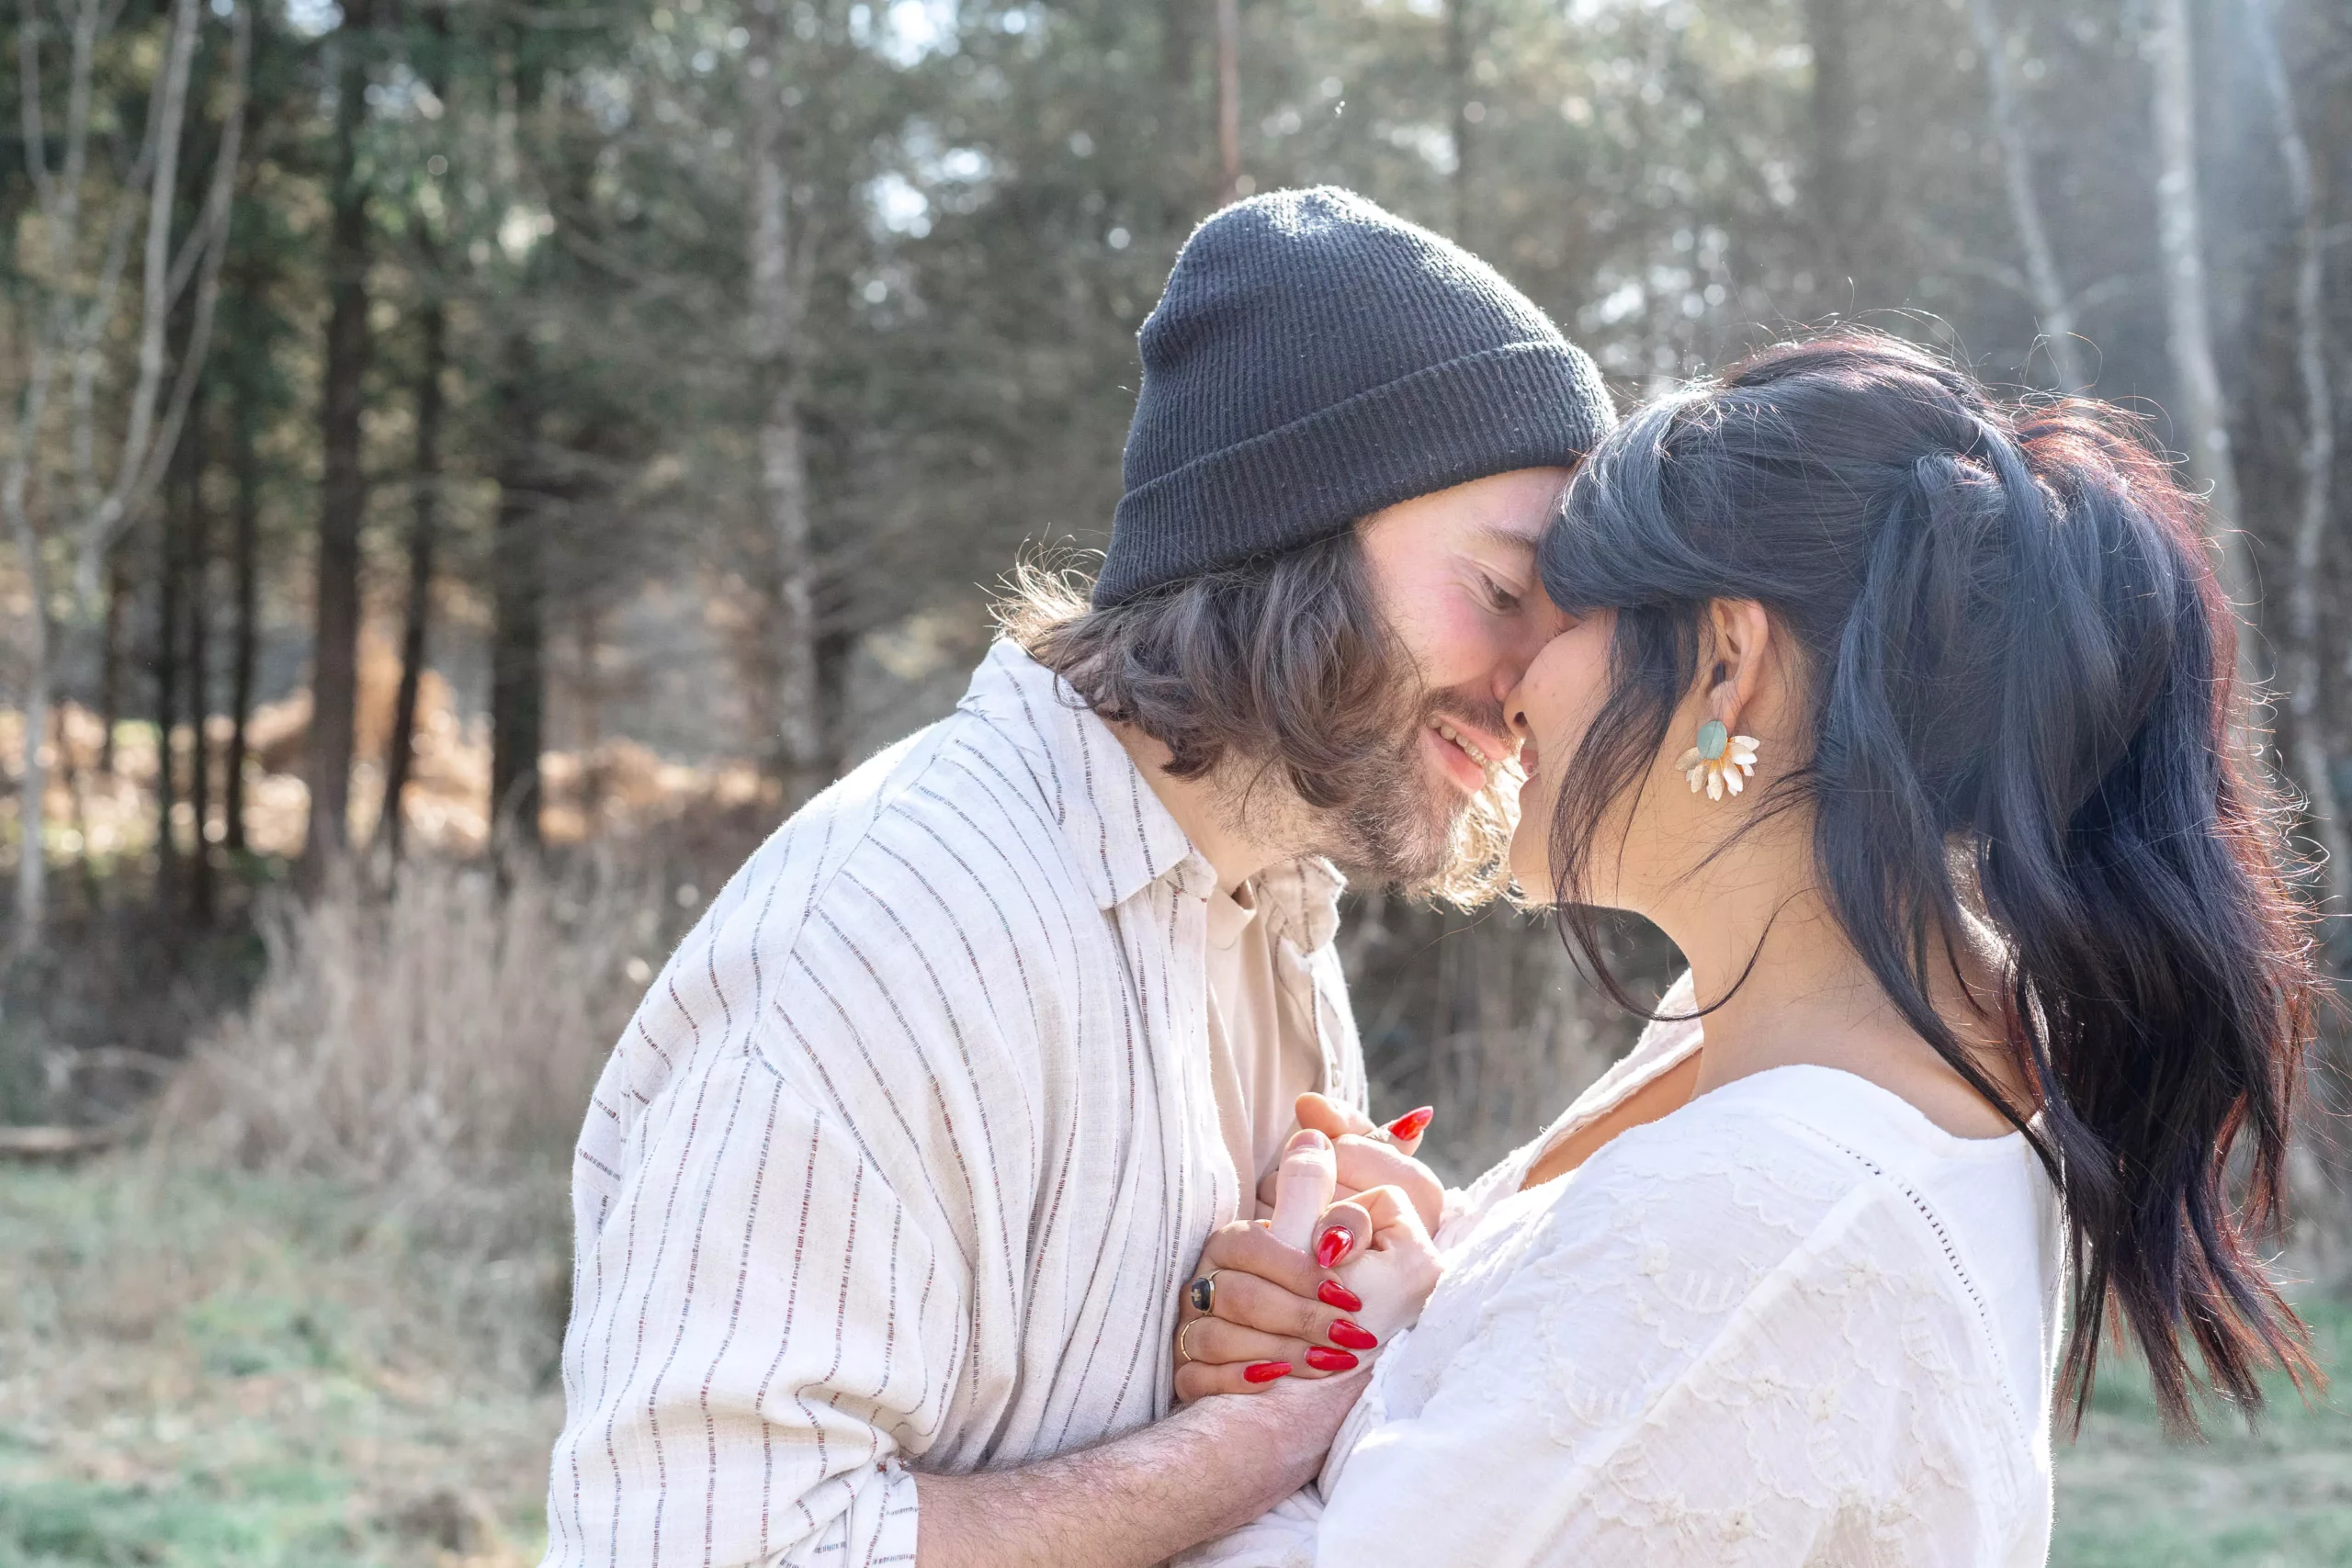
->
<box><xmin>1300</xmin><ymin>1131</ymin><xmax>2025</xmax><ymax>1568</ymax></box>
<box><xmin>544</xmin><ymin>1040</ymin><xmax>958</xmax><ymax>1568</ymax></box>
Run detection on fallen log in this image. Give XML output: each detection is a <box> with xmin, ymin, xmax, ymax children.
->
<box><xmin>0</xmin><ymin>1122</ymin><xmax>127</xmax><ymax>1160</ymax></box>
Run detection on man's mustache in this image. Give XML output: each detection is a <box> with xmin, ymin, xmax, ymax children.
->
<box><xmin>1423</xmin><ymin>693</ymin><xmax>1512</xmax><ymax>748</ymax></box>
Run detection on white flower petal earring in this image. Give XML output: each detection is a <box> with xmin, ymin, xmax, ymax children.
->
<box><xmin>1677</xmin><ymin>717</ymin><xmax>1760</xmax><ymax>802</ymax></box>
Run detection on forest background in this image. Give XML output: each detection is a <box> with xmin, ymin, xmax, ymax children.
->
<box><xmin>5</xmin><ymin>0</ymin><xmax>2352</xmax><ymax>1562</ymax></box>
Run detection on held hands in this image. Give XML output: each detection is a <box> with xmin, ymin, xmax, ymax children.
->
<box><xmin>1174</xmin><ymin>1123</ymin><xmax>1443</xmax><ymax>1403</ymax></box>
<box><xmin>1253</xmin><ymin>1093</ymin><xmax>1446</xmax><ymax>1235</ymax></box>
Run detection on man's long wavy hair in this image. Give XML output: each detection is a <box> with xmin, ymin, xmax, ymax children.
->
<box><xmin>1540</xmin><ymin>329</ymin><xmax>2320</xmax><ymax>1436</ymax></box>
<box><xmin>998</xmin><ymin>534</ymin><xmax>1516</xmax><ymax>905</ymax></box>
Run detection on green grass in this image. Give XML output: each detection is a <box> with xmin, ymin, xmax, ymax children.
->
<box><xmin>2052</xmin><ymin>1296</ymin><xmax>2352</xmax><ymax>1567</ymax></box>
<box><xmin>0</xmin><ymin>1160</ymin><xmax>560</xmax><ymax>1567</ymax></box>
<box><xmin>4</xmin><ymin>1157</ymin><xmax>2347</xmax><ymax>1565</ymax></box>
<box><xmin>0</xmin><ymin>1472</ymin><xmax>359</xmax><ymax>1568</ymax></box>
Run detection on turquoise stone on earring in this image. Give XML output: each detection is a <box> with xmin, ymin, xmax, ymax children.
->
<box><xmin>1697</xmin><ymin>719</ymin><xmax>1729</xmax><ymax>761</ymax></box>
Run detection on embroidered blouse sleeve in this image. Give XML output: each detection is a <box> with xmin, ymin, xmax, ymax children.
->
<box><xmin>1301</xmin><ymin>1117</ymin><xmax>2030</xmax><ymax>1568</ymax></box>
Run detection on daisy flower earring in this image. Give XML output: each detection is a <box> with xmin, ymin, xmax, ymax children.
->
<box><xmin>1679</xmin><ymin>717</ymin><xmax>1759</xmax><ymax>801</ymax></box>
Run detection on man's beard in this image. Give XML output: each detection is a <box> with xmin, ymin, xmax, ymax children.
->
<box><xmin>1313</xmin><ymin>693</ymin><xmax>1521</xmax><ymax>906</ymax></box>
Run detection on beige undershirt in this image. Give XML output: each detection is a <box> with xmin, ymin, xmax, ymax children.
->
<box><xmin>1204</xmin><ymin>881</ymin><xmax>1319</xmax><ymax>1198</ymax></box>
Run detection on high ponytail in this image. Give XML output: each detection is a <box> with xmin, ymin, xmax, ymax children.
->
<box><xmin>1539</xmin><ymin>328</ymin><xmax>2318</xmax><ymax>1433</ymax></box>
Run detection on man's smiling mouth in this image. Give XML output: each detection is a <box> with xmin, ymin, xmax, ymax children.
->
<box><xmin>1430</xmin><ymin>717</ymin><xmax>1525</xmax><ymax>783</ymax></box>
<box><xmin>1435</xmin><ymin>718</ymin><xmax>1493</xmax><ymax>771</ymax></box>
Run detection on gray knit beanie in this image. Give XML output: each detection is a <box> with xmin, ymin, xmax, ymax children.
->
<box><xmin>1094</xmin><ymin>186</ymin><xmax>1614</xmax><ymax>607</ymax></box>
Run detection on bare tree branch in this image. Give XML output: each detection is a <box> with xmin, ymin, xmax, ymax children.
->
<box><xmin>2146</xmin><ymin>0</ymin><xmax>2262</xmax><ymax>691</ymax></box>
<box><xmin>1968</xmin><ymin>0</ymin><xmax>2087</xmax><ymax>390</ymax></box>
<box><xmin>80</xmin><ymin>0</ymin><xmax>253</xmax><ymax>596</ymax></box>
<box><xmin>2245</xmin><ymin>0</ymin><xmax>2346</xmax><ymax>930</ymax></box>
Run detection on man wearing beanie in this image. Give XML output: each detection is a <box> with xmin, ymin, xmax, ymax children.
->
<box><xmin>541</xmin><ymin>187</ymin><xmax>1614</xmax><ymax>1568</ymax></box>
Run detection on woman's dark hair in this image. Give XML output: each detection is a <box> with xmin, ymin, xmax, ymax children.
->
<box><xmin>1541</xmin><ymin>329</ymin><xmax>2318</xmax><ymax>1433</ymax></box>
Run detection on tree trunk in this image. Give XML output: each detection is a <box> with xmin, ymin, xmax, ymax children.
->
<box><xmin>6</xmin><ymin>0</ymin><xmax>245</xmax><ymax>947</ymax></box>
<box><xmin>1162</xmin><ymin>0</ymin><xmax>1196</xmax><ymax>126</ymax></box>
<box><xmin>490</xmin><ymin>329</ymin><xmax>545</xmax><ymax>850</ymax></box>
<box><xmin>2244</xmin><ymin>0</ymin><xmax>2346</xmax><ymax>918</ymax></box>
<box><xmin>2243</xmin><ymin>0</ymin><xmax>2351</xmax><ymax>1285</ymax></box>
<box><xmin>98</xmin><ymin>552</ymin><xmax>124</xmax><ymax>776</ymax></box>
<box><xmin>575</xmin><ymin>604</ymin><xmax>605</xmax><ymax>826</ymax></box>
<box><xmin>1967</xmin><ymin>0</ymin><xmax>2086</xmax><ymax>391</ymax></box>
<box><xmin>1159</xmin><ymin>0</ymin><xmax>1200</xmax><ymax>229</ymax></box>
<box><xmin>225</xmin><ymin>367</ymin><xmax>261</xmax><ymax>857</ymax></box>
<box><xmin>1804</xmin><ymin>0</ymin><xmax>1860</xmax><ymax>283</ymax></box>
<box><xmin>186</xmin><ymin>387</ymin><xmax>214</xmax><ymax>920</ymax></box>
<box><xmin>747</xmin><ymin>0</ymin><xmax>826</xmax><ymax>809</ymax></box>
<box><xmin>1215</xmin><ymin>0</ymin><xmax>1242</xmax><ymax>201</ymax></box>
<box><xmin>155</xmin><ymin>494</ymin><xmax>184</xmax><ymax>903</ymax></box>
<box><xmin>1447</xmin><ymin>0</ymin><xmax>1475</xmax><ymax>246</ymax></box>
<box><xmin>379</xmin><ymin>283</ymin><xmax>446</xmax><ymax>861</ymax></box>
<box><xmin>378</xmin><ymin>0</ymin><xmax>456</xmax><ymax>863</ymax></box>
<box><xmin>302</xmin><ymin>0</ymin><xmax>376</xmax><ymax>873</ymax></box>
<box><xmin>2146</xmin><ymin>0</ymin><xmax>2261</xmax><ymax>689</ymax></box>
<box><xmin>14</xmin><ymin>592</ymin><xmax>51</xmax><ymax>953</ymax></box>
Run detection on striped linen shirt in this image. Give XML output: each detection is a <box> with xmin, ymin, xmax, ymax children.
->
<box><xmin>542</xmin><ymin>639</ymin><xmax>1370</xmax><ymax>1568</ymax></box>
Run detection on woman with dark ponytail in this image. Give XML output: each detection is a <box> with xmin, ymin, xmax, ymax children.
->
<box><xmin>1178</xmin><ymin>330</ymin><xmax>2319</xmax><ymax>1567</ymax></box>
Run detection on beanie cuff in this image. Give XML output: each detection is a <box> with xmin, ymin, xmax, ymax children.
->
<box><xmin>1094</xmin><ymin>340</ymin><xmax>1613</xmax><ymax>606</ymax></box>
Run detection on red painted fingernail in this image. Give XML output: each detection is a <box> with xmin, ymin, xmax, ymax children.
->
<box><xmin>1244</xmin><ymin>1360</ymin><xmax>1292</xmax><ymax>1383</ymax></box>
<box><xmin>1385</xmin><ymin>1107</ymin><xmax>1434</xmax><ymax>1143</ymax></box>
<box><xmin>1315</xmin><ymin>1226</ymin><xmax>1354</xmax><ymax>1269</ymax></box>
<box><xmin>1305</xmin><ymin>1347</ymin><xmax>1359</xmax><ymax>1372</ymax></box>
<box><xmin>1317</xmin><ymin>1280</ymin><xmax>1364</xmax><ymax>1313</ymax></box>
<box><xmin>1328</xmin><ymin>1319</ymin><xmax>1378</xmax><ymax>1351</ymax></box>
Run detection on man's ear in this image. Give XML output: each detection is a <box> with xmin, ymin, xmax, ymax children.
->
<box><xmin>1703</xmin><ymin>599</ymin><xmax>1772</xmax><ymax>728</ymax></box>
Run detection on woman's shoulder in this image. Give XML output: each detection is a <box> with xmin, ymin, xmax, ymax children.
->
<box><xmin>1463</xmin><ymin>1069</ymin><xmax>2029</xmax><ymax>1408</ymax></box>
<box><xmin>1532</xmin><ymin>1065</ymin><xmax>2019</xmax><ymax>1291</ymax></box>
<box><xmin>1567</xmin><ymin>1066</ymin><xmax>1872</xmax><ymax>1193</ymax></box>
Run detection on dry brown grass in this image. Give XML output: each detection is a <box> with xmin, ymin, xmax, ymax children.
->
<box><xmin>153</xmin><ymin>853</ymin><xmax>673</xmax><ymax>1269</ymax></box>
<box><xmin>2</xmin><ymin>840</ymin><xmax>750</xmax><ymax>1562</ymax></box>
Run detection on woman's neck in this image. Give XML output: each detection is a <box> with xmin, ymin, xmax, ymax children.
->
<box><xmin>1662</xmin><ymin>876</ymin><xmax>2030</xmax><ymax>1141</ymax></box>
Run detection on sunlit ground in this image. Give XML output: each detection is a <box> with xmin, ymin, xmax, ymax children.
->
<box><xmin>3</xmin><ymin>1158</ymin><xmax>2347</xmax><ymax>1566</ymax></box>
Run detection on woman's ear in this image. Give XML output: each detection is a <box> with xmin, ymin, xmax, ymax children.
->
<box><xmin>1704</xmin><ymin>599</ymin><xmax>1772</xmax><ymax>728</ymax></box>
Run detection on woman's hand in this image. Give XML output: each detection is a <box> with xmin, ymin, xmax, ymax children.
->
<box><xmin>1255</xmin><ymin>1092</ymin><xmax>1446</xmax><ymax>1235</ymax></box>
<box><xmin>1174</xmin><ymin>1131</ymin><xmax>1392</xmax><ymax>1402</ymax></box>
<box><xmin>1309</xmin><ymin>1183</ymin><xmax>1442</xmax><ymax>1341</ymax></box>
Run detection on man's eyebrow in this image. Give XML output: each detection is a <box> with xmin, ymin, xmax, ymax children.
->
<box><xmin>1469</xmin><ymin>524</ymin><xmax>1544</xmax><ymax>558</ymax></box>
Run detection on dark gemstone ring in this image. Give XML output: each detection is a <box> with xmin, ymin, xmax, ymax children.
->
<box><xmin>1188</xmin><ymin>1272</ymin><xmax>1221</xmax><ymax>1314</ymax></box>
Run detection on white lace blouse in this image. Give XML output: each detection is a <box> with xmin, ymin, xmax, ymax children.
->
<box><xmin>1185</xmin><ymin>993</ymin><xmax>2068</xmax><ymax>1568</ymax></box>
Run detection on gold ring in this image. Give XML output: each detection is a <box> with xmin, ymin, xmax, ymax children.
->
<box><xmin>1188</xmin><ymin>1270</ymin><xmax>1223</xmax><ymax>1315</ymax></box>
<box><xmin>1177</xmin><ymin>1316</ymin><xmax>1207</xmax><ymax>1365</ymax></box>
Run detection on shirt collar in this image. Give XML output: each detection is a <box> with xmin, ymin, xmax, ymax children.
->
<box><xmin>959</xmin><ymin>639</ymin><xmax>1208</xmax><ymax>909</ymax></box>
<box><xmin>1248</xmin><ymin>856</ymin><xmax>1348</xmax><ymax>953</ymax></box>
<box><xmin>958</xmin><ymin>639</ymin><xmax>1350</xmax><ymax>948</ymax></box>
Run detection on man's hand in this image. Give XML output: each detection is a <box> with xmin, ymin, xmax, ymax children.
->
<box><xmin>1260</xmin><ymin>1092</ymin><xmax>1446</xmax><ymax>1235</ymax></box>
